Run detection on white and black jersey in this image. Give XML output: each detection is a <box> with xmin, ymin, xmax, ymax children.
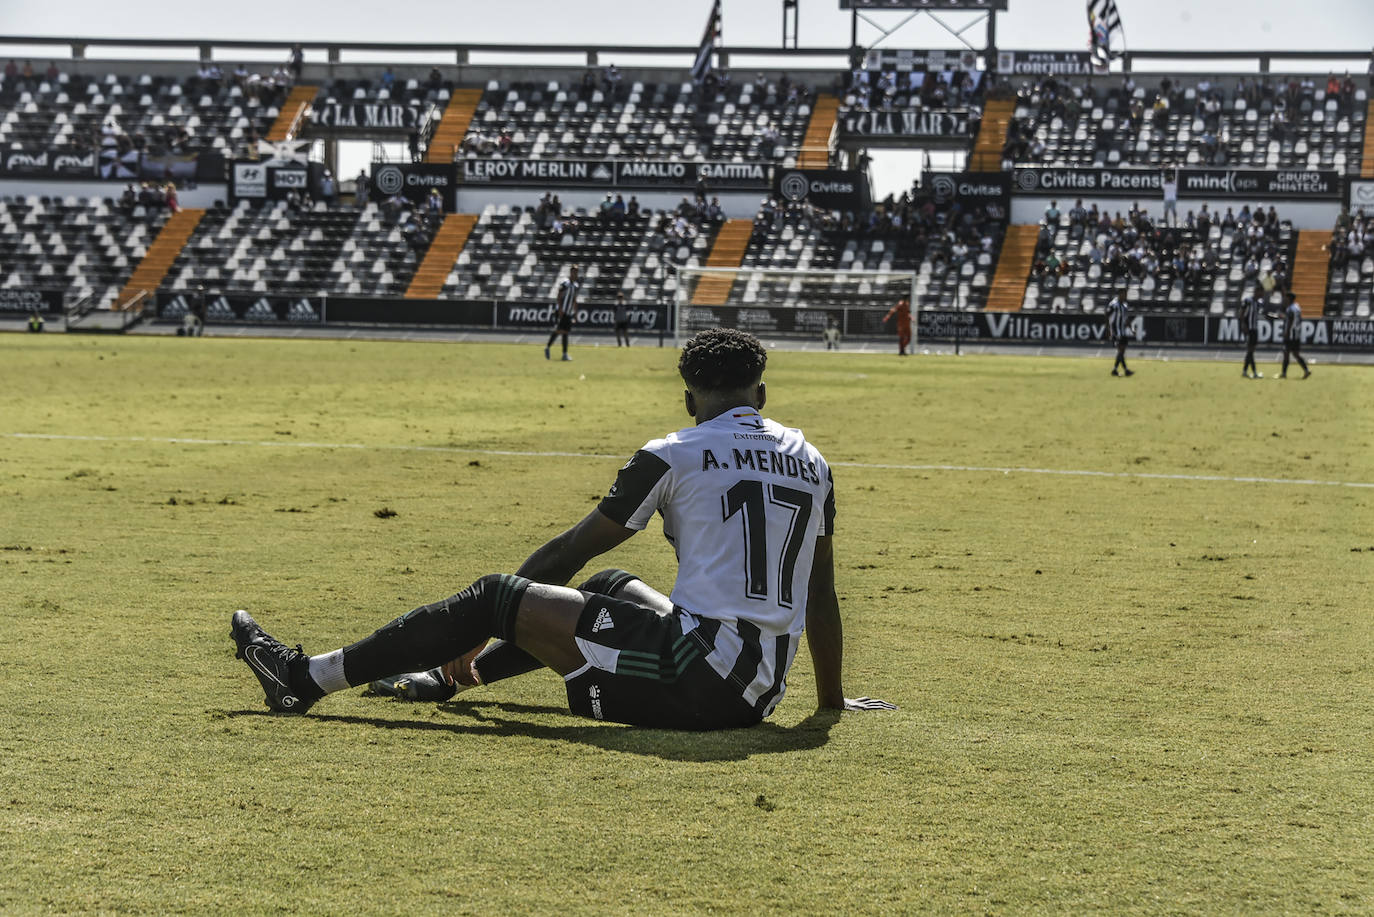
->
<box><xmin>1284</xmin><ymin>300</ymin><xmax>1302</xmax><ymax>342</ymax></box>
<box><xmin>1107</xmin><ymin>296</ymin><xmax>1130</xmax><ymax>339</ymax></box>
<box><xmin>554</xmin><ymin>279</ymin><xmax>579</xmax><ymax>319</ymax></box>
<box><xmin>1241</xmin><ymin>295</ymin><xmax>1263</xmax><ymax>334</ymax></box>
<box><xmin>597</xmin><ymin>407</ymin><xmax>835</xmax><ymax>717</ymax></box>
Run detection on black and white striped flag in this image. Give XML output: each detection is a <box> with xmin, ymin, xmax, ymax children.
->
<box><xmin>691</xmin><ymin>0</ymin><xmax>722</xmax><ymax>84</ymax></box>
<box><xmin>1087</xmin><ymin>0</ymin><xmax>1124</xmax><ymax>68</ymax></box>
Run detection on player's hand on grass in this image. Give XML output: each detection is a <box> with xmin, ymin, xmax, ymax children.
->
<box><xmin>844</xmin><ymin>696</ymin><xmax>897</xmax><ymax>712</ymax></box>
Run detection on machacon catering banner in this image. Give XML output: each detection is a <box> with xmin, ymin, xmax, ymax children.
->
<box><xmin>459</xmin><ymin>158</ymin><xmax>771</xmax><ymax>191</ymax></box>
<box><xmin>838</xmin><ymin>109</ymin><xmax>974</xmax><ymax>141</ymax></box>
<box><xmin>1013</xmin><ymin>168</ymin><xmax>1342</xmax><ymax>200</ymax></box>
<box><xmin>327</xmin><ymin>296</ymin><xmax>670</xmax><ymax>331</ymax></box>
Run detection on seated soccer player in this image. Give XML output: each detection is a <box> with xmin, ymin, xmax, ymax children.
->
<box><xmin>231</xmin><ymin>328</ymin><xmax>893</xmax><ymax>729</ymax></box>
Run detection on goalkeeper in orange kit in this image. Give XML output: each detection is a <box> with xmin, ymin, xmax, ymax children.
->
<box><xmin>883</xmin><ymin>296</ymin><xmax>912</xmax><ymax>356</ymax></box>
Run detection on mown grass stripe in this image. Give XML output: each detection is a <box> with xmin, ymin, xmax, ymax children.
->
<box><xmin>5</xmin><ymin>431</ymin><xmax>1370</xmax><ymax>489</ymax></box>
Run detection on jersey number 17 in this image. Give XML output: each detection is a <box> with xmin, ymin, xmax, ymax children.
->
<box><xmin>722</xmin><ymin>480</ymin><xmax>812</xmax><ymax>608</ymax></box>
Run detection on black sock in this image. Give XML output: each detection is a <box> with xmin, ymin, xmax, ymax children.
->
<box><xmin>471</xmin><ymin>570</ymin><xmax>642</xmax><ymax>685</ymax></box>
<box><xmin>472</xmin><ymin>640</ymin><xmax>542</xmax><ymax>683</ymax></box>
<box><xmin>338</xmin><ymin>574</ymin><xmax>529</xmax><ymax>688</ymax></box>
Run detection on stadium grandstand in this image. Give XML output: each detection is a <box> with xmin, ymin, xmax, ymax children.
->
<box><xmin>0</xmin><ymin>19</ymin><xmax>1371</xmax><ymax>350</ymax></box>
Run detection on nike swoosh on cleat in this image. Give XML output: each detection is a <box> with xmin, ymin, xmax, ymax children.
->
<box><xmin>244</xmin><ymin>646</ymin><xmax>299</xmax><ymax>707</ymax></box>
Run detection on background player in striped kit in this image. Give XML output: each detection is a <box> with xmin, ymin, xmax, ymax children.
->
<box><xmin>1240</xmin><ymin>285</ymin><xmax>1265</xmax><ymax>379</ymax></box>
<box><xmin>544</xmin><ymin>265</ymin><xmax>580</xmax><ymax>361</ymax></box>
<box><xmin>232</xmin><ymin>328</ymin><xmax>893</xmax><ymax>728</ymax></box>
<box><xmin>1280</xmin><ymin>292</ymin><xmax>1312</xmax><ymax>379</ymax></box>
<box><xmin>1105</xmin><ymin>290</ymin><xmax>1134</xmax><ymax>377</ymax></box>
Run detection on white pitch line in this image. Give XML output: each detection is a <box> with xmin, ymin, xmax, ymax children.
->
<box><xmin>5</xmin><ymin>431</ymin><xmax>1372</xmax><ymax>489</ymax></box>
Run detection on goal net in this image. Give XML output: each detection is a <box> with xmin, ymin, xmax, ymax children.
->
<box><xmin>671</xmin><ymin>266</ymin><xmax>918</xmax><ymax>344</ymax></box>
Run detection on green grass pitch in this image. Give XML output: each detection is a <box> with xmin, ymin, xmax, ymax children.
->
<box><xmin>1</xmin><ymin>334</ymin><xmax>1371</xmax><ymax>914</ymax></box>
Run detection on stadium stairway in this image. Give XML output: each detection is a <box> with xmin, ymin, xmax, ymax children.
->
<box><xmin>799</xmin><ymin>94</ymin><xmax>840</xmax><ymax>168</ymax></box>
<box><xmin>116</xmin><ymin>209</ymin><xmax>205</xmax><ymax>309</ymax></box>
<box><xmin>1290</xmin><ymin>230</ymin><xmax>1332</xmax><ymax>316</ymax></box>
<box><xmin>691</xmin><ymin>219</ymin><xmax>754</xmax><ymax>305</ymax></box>
<box><xmin>984</xmin><ymin>224</ymin><xmax>1039</xmax><ymax>312</ymax></box>
<box><xmin>427</xmin><ymin>89</ymin><xmax>484</xmax><ymax>163</ymax></box>
<box><xmin>405</xmin><ymin>213</ymin><xmax>478</xmax><ymax>298</ymax></box>
<box><xmin>267</xmin><ymin>86</ymin><xmax>318</xmax><ymax>141</ymax></box>
<box><xmin>1364</xmin><ymin>98</ymin><xmax>1374</xmax><ymax>178</ymax></box>
<box><xmin>970</xmin><ymin>98</ymin><xmax>1015</xmax><ymax>172</ymax></box>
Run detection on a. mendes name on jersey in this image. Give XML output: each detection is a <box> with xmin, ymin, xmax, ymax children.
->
<box><xmin>702</xmin><ymin>448</ymin><xmax>824</xmax><ymax>486</ymax></box>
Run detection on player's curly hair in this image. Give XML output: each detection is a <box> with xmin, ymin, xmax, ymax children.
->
<box><xmin>678</xmin><ymin>328</ymin><xmax>768</xmax><ymax>392</ymax></box>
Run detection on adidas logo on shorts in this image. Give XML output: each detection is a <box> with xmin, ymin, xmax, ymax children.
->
<box><xmin>592</xmin><ymin>607</ymin><xmax>614</xmax><ymax>633</ymax></box>
<box><xmin>589</xmin><ymin>684</ymin><xmax>603</xmax><ymax>720</ymax></box>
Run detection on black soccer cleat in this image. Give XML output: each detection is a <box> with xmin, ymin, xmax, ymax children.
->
<box><xmin>230</xmin><ymin>610</ymin><xmax>313</xmax><ymax>714</ymax></box>
<box><xmin>367</xmin><ymin>668</ymin><xmax>461</xmax><ymax>702</ymax></box>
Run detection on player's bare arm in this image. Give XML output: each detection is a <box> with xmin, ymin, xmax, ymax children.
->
<box><xmin>805</xmin><ymin>535</ymin><xmax>845</xmax><ymax>709</ymax></box>
<box><xmin>438</xmin><ymin>508</ymin><xmax>634</xmax><ymax>684</ymax></box>
<box><xmin>515</xmin><ymin>507</ymin><xmax>636</xmax><ymax>585</ymax></box>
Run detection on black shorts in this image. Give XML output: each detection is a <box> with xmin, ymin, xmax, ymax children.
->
<box><xmin>555</xmin><ymin>313</ymin><xmax>573</xmax><ymax>332</ymax></box>
<box><xmin>564</xmin><ymin>596</ymin><xmax>761</xmax><ymax>731</ymax></box>
<box><xmin>614</xmin><ymin>321</ymin><xmax>629</xmax><ymax>332</ymax></box>
<box><xmin>1286</xmin><ymin>338</ymin><xmax>1301</xmax><ymax>353</ymax></box>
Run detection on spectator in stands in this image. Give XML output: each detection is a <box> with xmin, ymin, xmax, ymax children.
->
<box><xmin>320</xmin><ymin>170</ymin><xmax>337</xmax><ymax>205</ymax></box>
<box><xmin>355</xmin><ymin>170</ymin><xmax>370</xmax><ymax>207</ymax></box>
<box><xmin>164</xmin><ymin>182</ymin><xmax>179</xmax><ymax>214</ymax></box>
<box><xmin>1160</xmin><ymin>169</ymin><xmax>1179</xmax><ymax>227</ymax></box>
<box><xmin>1043</xmin><ymin>200</ymin><xmax>1061</xmax><ymax>229</ymax></box>
<box><xmin>425</xmin><ymin>187</ymin><xmax>443</xmax><ymax>218</ymax></box>
<box><xmin>609</xmin><ymin>194</ymin><xmax>627</xmax><ymax>225</ymax></box>
<box><xmin>3</xmin><ymin>60</ymin><xmax>16</xmax><ymax>82</ymax></box>
<box><xmin>627</xmin><ymin>196</ymin><xmax>640</xmax><ymax>220</ymax></box>
<box><xmin>427</xmin><ymin>67</ymin><xmax>443</xmax><ymax>91</ymax></box>
<box><xmin>44</xmin><ymin>61</ymin><xmax>58</xmax><ymax>82</ymax></box>
<box><xmin>381</xmin><ymin>67</ymin><xmax>395</xmax><ymax>92</ymax></box>
<box><xmin>288</xmin><ymin>44</ymin><xmax>304</xmax><ymax>82</ymax></box>
<box><xmin>119</xmin><ymin>184</ymin><xmax>137</xmax><ymax>215</ymax></box>
<box><xmin>1151</xmin><ymin>94</ymin><xmax>1170</xmax><ymax>131</ymax></box>
<box><xmin>602</xmin><ymin>65</ymin><xmax>622</xmax><ymax>98</ymax></box>
<box><xmin>382</xmin><ymin>191</ymin><xmax>407</xmax><ymax>223</ymax></box>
